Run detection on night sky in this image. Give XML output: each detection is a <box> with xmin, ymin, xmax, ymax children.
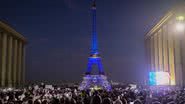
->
<box><xmin>0</xmin><ymin>0</ymin><xmax>182</xmax><ymax>84</ymax></box>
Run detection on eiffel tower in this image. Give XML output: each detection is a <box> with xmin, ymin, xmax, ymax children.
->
<box><xmin>79</xmin><ymin>0</ymin><xmax>111</xmax><ymax>91</ymax></box>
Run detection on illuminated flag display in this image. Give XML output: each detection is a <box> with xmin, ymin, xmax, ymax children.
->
<box><xmin>149</xmin><ymin>72</ymin><xmax>170</xmax><ymax>85</ymax></box>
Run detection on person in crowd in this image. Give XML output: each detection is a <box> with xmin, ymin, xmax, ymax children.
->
<box><xmin>102</xmin><ymin>97</ymin><xmax>112</xmax><ymax>104</ymax></box>
<box><xmin>0</xmin><ymin>83</ymin><xmax>184</xmax><ymax>104</ymax></box>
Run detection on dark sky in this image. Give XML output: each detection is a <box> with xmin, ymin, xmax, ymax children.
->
<box><xmin>0</xmin><ymin>0</ymin><xmax>182</xmax><ymax>84</ymax></box>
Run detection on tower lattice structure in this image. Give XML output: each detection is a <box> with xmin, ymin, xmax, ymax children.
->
<box><xmin>85</xmin><ymin>0</ymin><xmax>104</xmax><ymax>75</ymax></box>
<box><xmin>79</xmin><ymin>0</ymin><xmax>111</xmax><ymax>91</ymax></box>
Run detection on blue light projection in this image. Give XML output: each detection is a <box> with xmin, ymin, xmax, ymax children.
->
<box><xmin>79</xmin><ymin>0</ymin><xmax>111</xmax><ymax>91</ymax></box>
<box><xmin>79</xmin><ymin>75</ymin><xmax>112</xmax><ymax>91</ymax></box>
<box><xmin>149</xmin><ymin>72</ymin><xmax>157</xmax><ymax>85</ymax></box>
<box><xmin>91</xmin><ymin>0</ymin><xmax>98</xmax><ymax>54</ymax></box>
<box><xmin>85</xmin><ymin>0</ymin><xmax>104</xmax><ymax>75</ymax></box>
<box><xmin>86</xmin><ymin>57</ymin><xmax>104</xmax><ymax>75</ymax></box>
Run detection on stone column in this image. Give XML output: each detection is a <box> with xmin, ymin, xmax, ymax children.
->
<box><xmin>1</xmin><ymin>33</ymin><xmax>7</xmax><ymax>87</ymax></box>
<box><xmin>17</xmin><ymin>41</ymin><xmax>22</xmax><ymax>86</ymax></box>
<box><xmin>7</xmin><ymin>36</ymin><xmax>13</xmax><ymax>87</ymax></box>
<box><xmin>22</xmin><ymin>45</ymin><xmax>25</xmax><ymax>86</ymax></box>
<box><xmin>154</xmin><ymin>33</ymin><xmax>159</xmax><ymax>71</ymax></box>
<box><xmin>158</xmin><ymin>29</ymin><xmax>163</xmax><ymax>71</ymax></box>
<box><xmin>150</xmin><ymin>36</ymin><xmax>154</xmax><ymax>71</ymax></box>
<box><xmin>168</xmin><ymin>22</ymin><xmax>176</xmax><ymax>85</ymax></box>
<box><xmin>181</xmin><ymin>27</ymin><xmax>185</xmax><ymax>86</ymax></box>
<box><xmin>173</xmin><ymin>17</ymin><xmax>183</xmax><ymax>86</ymax></box>
<box><xmin>174</xmin><ymin>32</ymin><xmax>183</xmax><ymax>86</ymax></box>
<box><xmin>162</xmin><ymin>25</ymin><xmax>169</xmax><ymax>72</ymax></box>
<box><xmin>0</xmin><ymin>33</ymin><xmax>2</xmax><ymax>83</ymax></box>
<box><xmin>13</xmin><ymin>39</ymin><xmax>18</xmax><ymax>87</ymax></box>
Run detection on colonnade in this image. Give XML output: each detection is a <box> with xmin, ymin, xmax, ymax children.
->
<box><xmin>145</xmin><ymin>19</ymin><xmax>183</xmax><ymax>86</ymax></box>
<box><xmin>0</xmin><ymin>32</ymin><xmax>25</xmax><ymax>87</ymax></box>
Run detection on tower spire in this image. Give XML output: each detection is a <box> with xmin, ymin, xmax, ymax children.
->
<box><xmin>79</xmin><ymin>0</ymin><xmax>111</xmax><ymax>91</ymax></box>
<box><xmin>85</xmin><ymin>0</ymin><xmax>104</xmax><ymax>75</ymax></box>
<box><xmin>91</xmin><ymin>0</ymin><xmax>98</xmax><ymax>54</ymax></box>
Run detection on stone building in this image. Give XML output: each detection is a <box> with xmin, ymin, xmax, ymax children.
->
<box><xmin>0</xmin><ymin>21</ymin><xmax>26</xmax><ymax>87</ymax></box>
<box><xmin>145</xmin><ymin>3</ymin><xmax>185</xmax><ymax>86</ymax></box>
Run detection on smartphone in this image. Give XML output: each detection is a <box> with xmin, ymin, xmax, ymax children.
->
<box><xmin>130</xmin><ymin>102</ymin><xmax>134</xmax><ymax>104</ymax></box>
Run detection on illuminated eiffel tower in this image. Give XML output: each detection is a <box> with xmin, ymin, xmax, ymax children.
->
<box><xmin>79</xmin><ymin>0</ymin><xmax>111</xmax><ymax>91</ymax></box>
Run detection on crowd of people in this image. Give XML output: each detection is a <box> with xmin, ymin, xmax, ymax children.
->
<box><xmin>0</xmin><ymin>83</ymin><xmax>185</xmax><ymax>104</ymax></box>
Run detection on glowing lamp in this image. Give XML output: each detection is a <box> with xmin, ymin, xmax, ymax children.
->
<box><xmin>176</xmin><ymin>16</ymin><xmax>185</xmax><ymax>21</ymax></box>
<box><xmin>176</xmin><ymin>22</ymin><xmax>184</xmax><ymax>32</ymax></box>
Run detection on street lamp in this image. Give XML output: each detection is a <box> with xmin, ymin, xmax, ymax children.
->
<box><xmin>176</xmin><ymin>22</ymin><xmax>184</xmax><ymax>32</ymax></box>
<box><xmin>176</xmin><ymin>15</ymin><xmax>185</xmax><ymax>32</ymax></box>
<box><xmin>176</xmin><ymin>15</ymin><xmax>185</xmax><ymax>21</ymax></box>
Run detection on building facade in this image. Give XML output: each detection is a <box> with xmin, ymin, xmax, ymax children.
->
<box><xmin>0</xmin><ymin>21</ymin><xmax>26</xmax><ymax>87</ymax></box>
<box><xmin>145</xmin><ymin>4</ymin><xmax>185</xmax><ymax>86</ymax></box>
